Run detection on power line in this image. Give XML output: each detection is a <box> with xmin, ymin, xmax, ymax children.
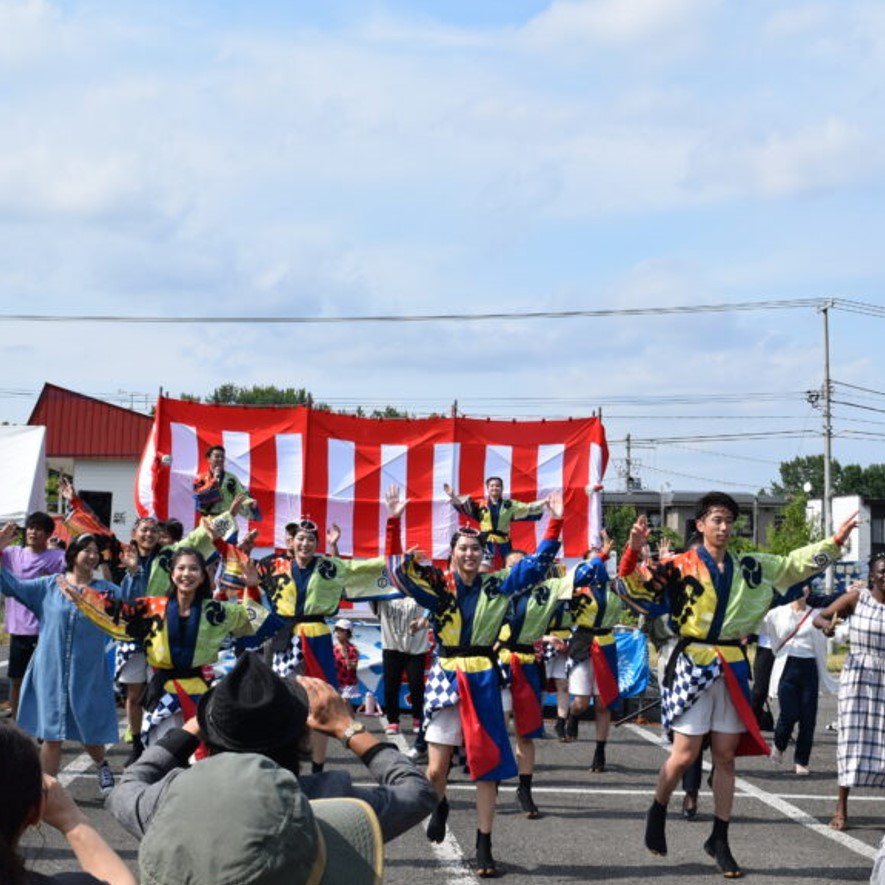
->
<box><xmin>0</xmin><ymin>297</ymin><xmax>836</xmax><ymax>325</ymax></box>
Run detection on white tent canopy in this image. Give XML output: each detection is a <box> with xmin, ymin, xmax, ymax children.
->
<box><xmin>0</xmin><ymin>425</ymin><xmax>48</xmax><ymax>523</ymax></box>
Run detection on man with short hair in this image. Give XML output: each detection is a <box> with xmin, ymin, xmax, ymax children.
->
<box><xmin>443</xmin><ymin>476</ymin><xmax>546</xmax><ymax>570</ymax></box>
<box><xmin>2</xmin><ymin>512</ymin><xmax>64</xmax><ymax>719</ymax></box>
<box><xmin>619</xmin><ymin>491</ymin><xmax>858</xmax><ymax>878</ymax></box>
<box><xmin>193</xmin><ymin>445</ymin><xmax>260</xmax><ymax>521</ymax></box>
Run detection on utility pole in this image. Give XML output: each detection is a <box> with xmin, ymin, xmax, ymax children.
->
<box><xmin>820</xmin><ymin>300</ymin><xmax>835</xmax><ymax>589</ymax></box>
<box><xmin>625</xmin><ymin>434</ymin><xmax>633</xmax><ymax>492</ymax></box>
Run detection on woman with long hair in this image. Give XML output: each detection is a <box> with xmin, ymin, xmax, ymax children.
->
<box><xmin>63</xmin><ymin>546</ymin><xmax>257</xmax><ymax>746</ymax></box>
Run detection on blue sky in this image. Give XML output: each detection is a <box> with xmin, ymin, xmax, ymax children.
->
<box><xmin>1</xmin><ymin>0</ymin><xmax>884</xmax><ymax>495</ymax></box>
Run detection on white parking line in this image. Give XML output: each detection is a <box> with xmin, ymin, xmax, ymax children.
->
<box><xmin>383</xmin><ymin>717</ymin><xmax>479</xmax><ymax>885</ymax></box>
<box><xmin>626</xmin><ymin>722</ymin><xmax>879</xmax><ymax>862</ymax></box>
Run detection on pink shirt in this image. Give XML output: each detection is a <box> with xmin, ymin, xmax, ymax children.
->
<box><xmin>2</xmin><ymin>546</ymin><xmax>66</xmax><ymax>635</ymax></box>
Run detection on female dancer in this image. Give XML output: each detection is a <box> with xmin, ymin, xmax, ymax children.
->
<box><xmin>243</xmin><ymin>517</ymin><xmax>401</xmax><ymax>771</ymax></box>
<box><xmin>64</xmin><ymin>546</ymin><xmax>257</xmax><ymax>746</ymax></box>
<box><xmin>386</xmin><ymin>485</ymin><xmax>563</xmax><ymax>877</ymax></box>
<box><xmin>814</xmin><ymin>556</ymin><xmax>885</xmax><ymax>830</ymax></box>
<box><xmin>0</xmin><ymin>527</ymin><xmax>120</xmax><ymax>792</ymax></box>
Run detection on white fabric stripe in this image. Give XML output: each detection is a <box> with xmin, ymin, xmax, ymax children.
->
<box><xmin>327</xmin><ymin>439</ymin><xmax>356</xmax><ymax>557</ymax></box>
<box><xmin>170</xmin><ymin>423</ymin><xmax>199</xmax><ymax>529</ymax></box>
<box><xmin>223</xmin><ymin>430</ymin><xmax>252</xmax><ymax>537</ymax></box>
<box><xmin>484</xmin><ymin>445</ymin><xmax>512</xmax><ymax>494</ymax></box>
<box><xmin>433</xmin><ymin>443</ymin><xmax>459</xmax><ymax>560</ymax></box>
<box><xmin>136</xmin><ymin>426</ymin><xmax>157</xmax><ymax>515</ymax></box>
<box><xmin>534</xmin><ymin>443</ymin><xmax>563</xmax><ymax>547</ymax></box>
<box><xmin>274</xmin><ymin>433</ymin><xmax>303</xmax><ymax>549</ymax></box>
<box><xmin>587</xmin><ymin>442</ymin><xmax>604</xmax><ymax>549</ymax></box>
<box><xmin>380</xmin><ymin>445</ymin><xmax>408</xmax><ymax>554</ymax></box>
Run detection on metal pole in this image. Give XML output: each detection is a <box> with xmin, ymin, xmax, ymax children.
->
<box><xmin>820</xmin><ymin>301</ymin><xmax>834</xmax><ymax>589</ymax></box>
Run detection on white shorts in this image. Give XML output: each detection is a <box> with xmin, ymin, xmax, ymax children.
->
<box><xmin>425</xmin><ymin>704</ymin><xmax>463</xmax><ymax>747</ymax></box>
<box><xmin>547</xmin><ymin>650</ymin><xmax>569</xmax><ymax>682</ymax></box>
<box><xmin>500</xmin><ymin>687</ymin><xmax>513</xmax><ymax>714</ymax></box>
<box><xmin>118</xmin><ymin>651</ymin><xmax>150</xmax><ymax>685</ymax></box>
<box><xmin>568</xmin><ymin>658</ymin><xmax>601</xmax><ymax>697</ymax></box>
<box><xmin>670</xmin><ymin>676</ymin><xmax>745</xmax><ymax>736</ymax></box>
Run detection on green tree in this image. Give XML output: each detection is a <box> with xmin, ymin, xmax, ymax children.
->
<box><xmin>770</xmin><ymin>455</ymin><xmax>836</xmax><ymax>497</ymax></box>
<box><xmin>771</xmin><ymin>455</ymin><xmax>885</xmax><ymax>498</ymax></box>
<box><xmin>766</xmin><ymin>493</ymin><xmax>819</xmax><ymax>555</ymax></box>
<box><xmin>602</xmin><ymin>504</ymin><xmax>638</xmax><ymax>552</ymax></box>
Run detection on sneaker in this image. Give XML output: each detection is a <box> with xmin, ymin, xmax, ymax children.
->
<box><xmin>795</xmin><ymin>764</ymin><xmax>810</xmax><ymax>776</ymax></box>
<box><xmin>770</xmin><ymin>745</ymin><xmax>783</xmax><ymax>765</ymax></box>
<box><xmin>97</xmin><ymin>762</ymin><xmax>115</xmax><ymax>796</ymax></box>
<box><xmin>406</xmin><ymin>746</ymin><xmax>428</xmax><ymax>764</ymax></box>
<box><xmin>384</xmin><ymin>723</ymin><xmax>400</xmax><ymax>735</ymax></box>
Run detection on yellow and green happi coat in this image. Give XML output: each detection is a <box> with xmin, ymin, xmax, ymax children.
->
<box><xmin>62</xmin><ymin>583</ymin><xmax>258</xmax><ymax>737</ymax></box>
<box><xmin>387</xmin><ymin>519</ymin><xmax>563</xmax><ymax>781</ymax></box>
<box><xmin>618</xmin><ymin>537</ymin><xmax>840</xmax><ymax>754</ymax></box>
<box><xmin>499</xmin><ymin>572</ymin><xmax>571</xmax><ymax>738</ymax></box>
<box><xmin>257</xmin><ymin>552</ymin><xmax>399</xmax><ymax>685</ymax></box>
<box><xmin>562</xmin><ymin>556</ymin><xmax>622</xmax><ymax>708</ymax></box>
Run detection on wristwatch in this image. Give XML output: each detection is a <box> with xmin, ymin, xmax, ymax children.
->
<box><xmin>341</xmin><ymin>721</ymin><xmax>366</xmax><ymax>749</ymax></box>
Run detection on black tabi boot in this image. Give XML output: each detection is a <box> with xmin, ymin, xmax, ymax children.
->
<box><xmin>475</xmin><ymin>830</ymin><xmax>497</xmax><ymax>878</ymax></box>
<box><xmin>516</xmin><ymin>773</ymin><xmax>541</xmax><ymax>818</ymax></box>
<box><xmin>426</xmin><ymin>796</ymin><xmax>449</xmax><ymax>843</ymax></box>
<box><xmin>645</xmin><ymin>799</ymin><xmax>668</xmax><ymax>856</ymax></box>
<box><xmin>703</xmin><ymin>816</ymin><xmax>742</xmax><ymax>878</ymax></box>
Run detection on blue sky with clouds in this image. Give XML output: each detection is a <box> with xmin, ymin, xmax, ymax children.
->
<box><xmin>1</xmin><ymin>0</ymin><xmax>884</xmax><ymax>494</ymax></box>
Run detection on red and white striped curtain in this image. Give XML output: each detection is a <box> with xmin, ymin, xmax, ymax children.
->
<box><xmin>136</xmin><ymin>397</ymin><xmax>608</xmax><ymax>560</ymax></box>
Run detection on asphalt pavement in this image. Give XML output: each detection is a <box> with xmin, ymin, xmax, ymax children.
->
<box><xmin>14</xmin><ymin>691</ymin><xmax>885</xmax><ymax>884</ymax></box>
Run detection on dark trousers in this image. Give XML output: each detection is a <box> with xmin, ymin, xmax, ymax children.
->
<box><xmin>382</xmin><ymin>649</ymin><xmax>426</xmax><ymax>725</ymax></box>
<box><xmin>774</xmin><ymin>656</ymin><xmax>819</xmax><ymax>766</ymax></box>
<box><xmin>752</xmin><ymin>646</ymin><xmax>775</xmax><ymax>725</ymax></box>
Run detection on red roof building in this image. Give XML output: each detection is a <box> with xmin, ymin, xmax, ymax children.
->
<box><xmin>28</xmin><ymin>383</ymin><xmax>152</xmax><ymax>460</ymax></box>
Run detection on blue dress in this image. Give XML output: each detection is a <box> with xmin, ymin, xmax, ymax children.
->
<box><xmin>0</xmin><ymin>570</ymin><xmax>120</xmax><ymax>744</ymax></box>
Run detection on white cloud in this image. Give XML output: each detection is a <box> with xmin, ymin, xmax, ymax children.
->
<box><xmin>517</xmin><ymin>0</ymin><xmax>716</xmax><ymax>53</ymax></box>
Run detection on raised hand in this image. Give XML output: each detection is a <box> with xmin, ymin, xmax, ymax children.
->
<box><xmin>59</xmin><ymin>476</ymin><xmax>75</xmax><ymax>501</ymax></box>
<box><xmin>545</xmin><ymin>490</ymin><xmax>564</xmax><ymax>519</ymax></box>
<box><xmin>229</xmin><ymin>493</ymin><xmax>245</xmax><ymax>518</ymax></box>
<box><xmin>120</xmin><ymin>543</ymin><xmax>139</xmax><ymax>575</ymax></box>
<box><xmin>0</xmin><ymin>521</ymin><xmax>19</xmax><ymax>550</ymax></box>
<box><xmin>834</xmin><ymin>511</ymin><xmax>860</xmax><ymax>547</ymax></box>
<box><xmin>385</xmin><ymin>484</ymin><xmax>408</xmax><ymax>519</ymax></box>
<box><xmin>326</xmin><ymin>523</ymin><xmax>341</xmax><ymax>547</ymax></box>
<box><xmin>629</xmin><ymin>514</ymin><xmax>650</xmax><ymax>554</ymax></box>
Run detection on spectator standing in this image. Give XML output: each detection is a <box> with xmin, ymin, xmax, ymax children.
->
<box><xmin>1</xmin><ymin>513</ymin><xmax>64</xmax><ymax>720</ymax></box>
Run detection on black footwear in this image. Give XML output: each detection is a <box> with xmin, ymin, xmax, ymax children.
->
<box><xmin>516</xmin><ymin>783</ymin><xmax>541</xmax><ymax>819</ymax></box>
<box><xmin>476</xmin><ymin>830</ymin><xmax>497</xmax><ymax>877</ymax></box>
<box><xmin>704</xmin><ymin>835</ymin><xmax>743</xmax><ymax>878</ymax></box>
<box><xmin>124</xmin><ymin>736</ymin><xmax>144</xmax><ymax>768</ymax></box>
<box><xmin>645</xmin><ymin>800</ymin><xmax>668</xmax><ymax>856</ymax></box>
<box><xmin>590</xmin><ymin>743</ymin><xmax>606</xmax><ymax>773</ymax></box>
<box><xmin>426</xmin><ymin>797</ymin><xmax>449</xmax><ymax>843</ymax></box>
<box><xmin>681</xmin><ymin>793</ymin><xmax>698</xmax><ymax>821</ymax></box>
<box><xmin>564</xmin><ymin>713</ymin><xmax>579</xmax><ymax>743</ymax></box>
<box><xmin>554</xmin><ymin>717</ymin><xmax>566</xmax><ymax>741</ymax></box>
